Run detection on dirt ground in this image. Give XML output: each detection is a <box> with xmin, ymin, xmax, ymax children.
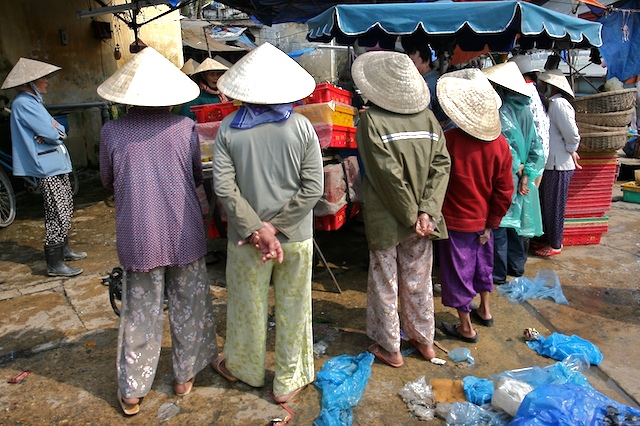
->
<box><xmin>0</xmin><ymin>169</ymin><xmax>639</xmax><ymax>425</ymax></box>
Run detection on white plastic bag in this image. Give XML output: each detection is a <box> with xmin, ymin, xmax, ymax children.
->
<box><xmin>491</xmin><ymin>377</ymin><xmax>533</xmax><ymax>417</ymax></box>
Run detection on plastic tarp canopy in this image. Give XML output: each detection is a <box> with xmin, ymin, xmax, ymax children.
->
<box><xmin>306</xmin><ymin>1</ymin><xmax>603</xmax><ymax>52</ymax></box>
<box><xmin>594</xmin><ymin>0</ymin><xmax>640</xmax><ymax>81</ymax></box>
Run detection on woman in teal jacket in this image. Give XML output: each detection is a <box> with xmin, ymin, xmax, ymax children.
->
<box><xmin>178</xmin><ymin>57</ymin><xmax>229</xmax><ymax>121</ymax></box>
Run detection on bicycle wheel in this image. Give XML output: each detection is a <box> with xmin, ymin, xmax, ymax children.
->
<box><xmin>0</xmin><ymin>167</ymin><xmax>16</xmax><ymax>227</ymax></box>
<box><xmin>70</xmin><ymin>169</ymin><xmax>79</xmax><ymax>196</ymax></box>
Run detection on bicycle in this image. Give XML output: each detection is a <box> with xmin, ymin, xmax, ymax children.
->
<box><xmin>0</xmin><ymin>148</ymin><xmax>79</xmax><ymax>228</ymax></box>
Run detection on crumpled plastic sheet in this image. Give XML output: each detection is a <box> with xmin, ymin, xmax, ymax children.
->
<box><xmin>491</xmin><ymin>354</ymin><xmax>592</xmax><ymax>388</ymax></box>
<box><xmin>446</xmin><ymin>402</ymin><xmax>511</xmax><ymax>425</ymax></box>
<box><xmin>463</xmin><ymin>376</ymin><xmax>495</xmax><ymax>406</ymax></box>
<box><xmin>314</xmin><ymin>351</ymin><xmax>374</xmax><ymax>426</ymax></box>
<box><xmin>526</xmin><ymin>332</ymin><xmax>604</xmax><ymax>366</ymax></box>
<box><xmin>398</xmin><ymin>376</ymin><xmax>436</xmax><ymax>421</ymax></box>
<box><xmin>497</xmin><ymin>269</ymin><xmax>568</xmax><ymax>305</ymax></box>
<box><xmin>449</xmin><ymin>347</ymin><xmax>475</xmax><ymax>365</ymax></box>
<box><xmin>509</xmin><ymin>383</ymin><xmax>640</xmax><ymax>425</ymax></box>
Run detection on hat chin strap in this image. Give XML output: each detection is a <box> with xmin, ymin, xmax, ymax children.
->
<box><xmin>28</xmin><ymin>82</ymin><xmax>44</xmax><ymax>102</ymax></box>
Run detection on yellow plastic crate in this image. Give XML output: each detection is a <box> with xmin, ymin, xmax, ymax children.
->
<box><xmin>294</xmin><ymin>101</ymin><xmax>357</xmax><ymax>127</ymax></box>
<box><xmin>621</xmin><ymin>181</ymin><xmax>640</xmax><ymax>203</ymax></box>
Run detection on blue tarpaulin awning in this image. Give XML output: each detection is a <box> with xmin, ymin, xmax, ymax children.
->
<box><xmin>306</xmin><ymin>1</ymin><xmax>603</xmax><ymax>52</ymax></box>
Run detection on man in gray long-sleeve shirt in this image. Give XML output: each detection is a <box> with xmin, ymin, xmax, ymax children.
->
<box><xmin>212</xmin><ymin>43</ymin><xmax>323</xmax><ymax>404</ymax></box>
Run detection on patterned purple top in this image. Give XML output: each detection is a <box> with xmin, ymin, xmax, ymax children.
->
<box><xmin>100</xmin><ymin>108</ymin><xmax>207</xmax><ymax>272</ymax></box>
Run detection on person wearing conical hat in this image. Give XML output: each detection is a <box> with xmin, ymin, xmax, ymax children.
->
<box><xmin>212</xmin><ymin>42</ymin><xmax>323</xmax><ymax>403</ymax></box>
<box><xmin>180</xmin><ymin>57</ymin><xmax>200</xmax><ymax>76</ymax></box>
<box><xmin>351</xmin><ymin>51</ymin><xmax>451</xmax><ymax>367</ymax></box>
<box><xmin>534</xmin><ymin>69</ymin><xmax>581</xmax><ymax>258</ymax></box>
<box><xmin>482</xmin><ymin>62</ymin><xmax>544</xmax><ymax>286</ymax></box>
<box><xmin>1</xmin><ymin>58</ymin><xmax>85</xmax><ymax>277</ymax></box>
<box><xmin>97</xmin><ymin>47</ymin><xmax>219</xmax><ymax>416</ymax></box>
<box><xmin>436</xmin><ymin>68</ymin><xmax>514</xmax><ymax>343</ymax></box>
<box><xmin>509</xmin><ymin>54</ymin><xmax>551</xmax><ymax>165</ymax></box>
<box><xmin>177</xmin><ymin>57</ymin><xmax>229</xmax><ymax>120</ymax></box>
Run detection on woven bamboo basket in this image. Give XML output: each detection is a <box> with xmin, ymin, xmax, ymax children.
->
<box><xmin>575</xmin><ymin>108</ymin><xmax>635</xmax><ymax>127</ymax></box>
<box><xmin>578</xmin><ymin>129</ymin><xmax>629</xmax><ymax>151</ymax></box>
<box><xmin>576</xmin><ymin>121</ymin><xmax>627</xmax><ymax>135</ymax></box>
<box><xmin>572</xmin><ymin>88</ymin><xmax>637</xmax><ymax>114</ymax></box>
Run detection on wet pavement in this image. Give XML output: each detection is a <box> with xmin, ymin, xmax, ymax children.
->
<box><xmin>0</xmin><ymin>170</ymin><xmax>639</xmax><ymax>425</ymax></box>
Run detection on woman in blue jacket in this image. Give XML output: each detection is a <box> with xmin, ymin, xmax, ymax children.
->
<box><xmin>1</xmin><ymin>58</ymin><xmax>85</xmax><ymax>276</ymax></box>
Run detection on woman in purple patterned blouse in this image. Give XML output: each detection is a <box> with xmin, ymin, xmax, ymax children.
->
<box><xmin>98</xmin><ymin>47</ymin><xmax>218</xmax><ymax>416</ymax></box>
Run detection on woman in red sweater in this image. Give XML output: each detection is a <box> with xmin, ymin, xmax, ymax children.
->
<box><xmin>436</xmin><ymin>69</ymin><xmax>514</xmax><ymax>343</ymax></box>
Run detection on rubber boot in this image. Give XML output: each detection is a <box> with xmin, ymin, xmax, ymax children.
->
<box><xmin>63</xmin><ymin>238</ymin><xmax>87</xmax><ymax>261</ymax></box>
<box><xmin>45</xmin><ymin>243</ymin><xmax>83</xmax><ymax>277</ymax></box>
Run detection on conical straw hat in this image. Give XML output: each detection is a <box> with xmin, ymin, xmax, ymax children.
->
<box><xmin>482</xmin><ymin>62</ymin><xmax>531</xmax><ymax>97</ymax></box>
<box><xmin>437</xmin><ymin>68</ymin><xmax>502</xmax><ymax>141</ymax></box>
<box><xmin>217</xmin><ymin>43</ymin><xmax>315</xmax><ymax>104</ymax></box>
<box><xmin>181</xmin><ymin>58</ymin><xmax>200</xmax><ymax>76</ymax></box>
<box><xmin>508</xmin><ymin>54</ymin><xmax>540</xmax><ymax>75</ymax></box>
<box><xmin>352</xmin><ymin>51</ymin><xmax>429</xmax><ymax>114</ymax></box>
<box><xmin>192</xmin><ymin>57</ymin><xmax>228</xmax><ymax>75</ymax></box>
<box><xmin>1</xmin><ymin>58</ymin><xmax>61</xmax><ymax>90</ymax></box>
<box><xmin>97</xmin><ymin>47</ymin><xmax>199</xmax><ymax>107</ymax></box>
<box><xmin>538</xmin><ymin>69</ymin><xmax>574</xmax><ymax>98</ymax></box>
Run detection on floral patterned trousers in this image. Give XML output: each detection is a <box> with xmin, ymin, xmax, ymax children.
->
<box><xmin>366</xmin><ymin>234</ymin><xmax>435</xmax><ymax>353</ymax></box>
<box><xmin>224</xmin><ymin>239</ymin><xmax>314</xmax><ymax>398</ymax></box>
<box><xmin>117</xmin><ymin>257</ymin><xmax>218</xmax><ymax>398</ymax></box>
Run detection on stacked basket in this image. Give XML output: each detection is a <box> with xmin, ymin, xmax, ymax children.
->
<box><xmin>562</xmin><ymin>87</ymin><xmax>637</xmax><ymax>245</ymax></box>
<box><xmin>573</xmin><ymin>88</ymin><xmax>636</xmax><ymax>153</ymax></box>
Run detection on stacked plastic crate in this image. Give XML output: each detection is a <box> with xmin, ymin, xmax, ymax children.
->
<box><xmin>564</xmin><ymin>88</ymin><xmax>637</xmax><ymax>245</ymax></box>
<box><xmin>294</xmin><ymin>83</ymin><xmax>361</xmax><ymax>231</ymax></box>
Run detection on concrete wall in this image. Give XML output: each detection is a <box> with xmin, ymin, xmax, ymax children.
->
<box><xmin>0</xmin><ymin>0</ymin><xmax>183</xmax><ymax>169</ymax></box>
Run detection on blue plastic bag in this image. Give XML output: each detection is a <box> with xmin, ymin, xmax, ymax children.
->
<box><xmin>314</xmin><ymin>351</ymin><xmax>374</xmax><ymax>426</ymax></box>
<box><xmin>446</xmin><ymin>402</ymin><xmax>510</xmax><ymax>425</ymax></box>
<box><xmin>527</xmin><ymin>332</ymin><xmax>603</xmax><ymax>365</ymax></box>
<box><xmin>449</xmin><ymin>347</ymin><xmax>475</xmax><ymax>365</ymax></box>
<box><xmin>497</xmin><ymin>269</ymin><xmax>568</xmax><ymax>305</ymax></box>
<box><xmin>490</xmin><ymin>354</ymin><xmax>592</xmax><ymax>388</ymax></box>
<box><xmin>510</xmin><ymin>383</ymin><xmax>640</xmax><ymax>425</ymax></box>
<box><xmin>463</xmin><ymin>376</ymin><xmax>495</xmax><ymax>406</ymax></box>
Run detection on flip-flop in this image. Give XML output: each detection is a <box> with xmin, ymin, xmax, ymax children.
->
<box><xmin>212</xmin><ymin>357</ymin><xmax>238</xmax><ymax>382</ymax></box>
<box><xmin>174</xmin><ymin>378</ymin><xmax>194</xmax><ymax>397</ymax></box>
<box><xmin>368</xmin><ymin>343</ymin><xmax>403</xmax><ymax>368</ymax></box>
<box><xmin>470</xmin><ymin>308</ymin><xmax>494</xmax><ymax>327</ymax></box>
<box><xmin>534</xmin><ymin>247</ymin><xmax>562</xmax><ymax>257</ymax></box>
<box><xmin>408</xmin><ymin>339</ymin><xmax>447</xmax><ymax>365</ymax></box>
<box><xmin>440</xmin><ymin>321</ymin><xmax>479</xmax><ymax>343</ymax></box>
<box><xmin>272</xmin><ymin>384</ymin><xmax>308</xmax><ymax>404</ymax></box>
<box><xmin>117</xmin><ymin>389</ymin><xmax>140</xmax><ymax>416</ymax></box>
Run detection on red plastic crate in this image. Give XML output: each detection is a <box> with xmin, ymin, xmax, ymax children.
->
<box><xmin>562</xmin><ymin>219</ymin><xmax>608</xmax><ymax>246</ymax></box>
<box><xmin>313</xmin><ymin>124</ymin><xmax>357</xmax><ymax>149</ymax></box>
<box><xmin>190</xmin><ymin>101</ymin><xmax>239</xmax><ymax>123</ymax></box>
<box><xmin>315</xmin><ymin>202</ymin><xmax>360</xmax><ymax>231</ymax></box>
<box><xmin>302</xmin><ymin>83</ymin><xmax>353</xmax><ymax>105</ymax></box>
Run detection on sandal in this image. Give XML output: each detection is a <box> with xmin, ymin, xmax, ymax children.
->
<box><xmin>534</xmin><ymin>246</ymin><xmax>562</xmax><ymax>257</ymax></box>
<box><xmin>117</xmin><ymin>389</ymin><xmax>140</xmax><ymax>416</ymax></box>
<box><xmin>273</xmin><ymin>385</ymin><xmax>308</xmax><ymax>404</ymax></box>
<box><xmin>368</xmin><ymin>343</ymin><xmax>403</xmax><ymax>368</ymax></box>
<box><xmin>212</xmin><ymin>356</ymin><xmax>238</xmax><ymax>382</ymax></box>
<box><xmin>440</xmin><ymin>321</ymin><xmax>478</xmax><ymax>343</ymax></box>
<box><xmin>174</xmin><ymin>378</ymin><xmax>194</xmax><ymax>397</ymax></box>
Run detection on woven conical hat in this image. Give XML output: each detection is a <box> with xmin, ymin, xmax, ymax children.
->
<box><xmin>97</xmin><ymin>47</ymin><xmax>199</xmax><ymax>107</ymax></box>
<box><xmin>437</xmin><ymin>68</ymin><xmax>502</xmax><ymax>141</ymax></box>
<box><xmin>482</xmin><ymin>62</ymin><xmax>531</xmax><ymax>97</ymax></box>
<box><xmin>509</xmin><ymin>54</ymin><xmax>540</xmax><ymax>75</ymax></box>
<box><xmin>1</xmin><ymin>58</ymin><xmax>61</xmax><ymax>90</ymax></box>
<box><xmin>192</xmin><ymin>57</ymin><xmax>228</xmax><ymax>75</ymax></box>
<box><xmin>538</xmin><ymin>69</ymin><xmax>574</xmax><ymax>98</ymax></box>
<box><xmin>352</xmin><ymin>51</ymin><xmax>429</xmax><ymax>115</ymax></box>
<box><xmin>180</xmin><ymin>58</ymin><xmax>200</xmax><ymax>76</ymax></box>
<box><xmin>217</xmin><ymin>43</ymin><xmax>315</xmax><ymax>104</ymax></box>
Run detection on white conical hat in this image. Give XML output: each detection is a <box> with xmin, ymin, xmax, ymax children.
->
<box><xmin>1</xmin><ymin>58</ymin><xmax>61</xmax><ymax>90</ymax></box>
<box><xmin>509</xmin><ymin>54</ymin><xmax>540</xmax><ymax>75</ymax></box>
<box><xmin>538</xmin><ymin>69</ymin><xmax>575</xmax><ymax>98</ymax></box>
<box><xmin>97</xmin><ymin>47</ymin><xmax>199</xmax><ymax>106</ymax></box>
<box><xmin>180</xmin><ymin>58</ymin><xmax>200</xmax><ymax>76</ymax></box>
<box><xmin>217</xmin><ymin>43</ymin><xmax>315</xmax><ymax>104</ymax></box>
<box><xmin>482</xmin><ymin>62</ymin><xmax>531</xmax><ymax>97</ymax></box>
<box><xmin>192</xmin><ymin>57</ymin><xmax>228</xmax><ymax>75</ymax></box>
<box><xmin>352</xmin><ymin>51</ymin><xmax>429</xmax><ymax>114</ymax></box>
<box><xmin>437</xmin><ymin>68</ymin><xmax>502</xmax><ymax>141</ymax></box>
